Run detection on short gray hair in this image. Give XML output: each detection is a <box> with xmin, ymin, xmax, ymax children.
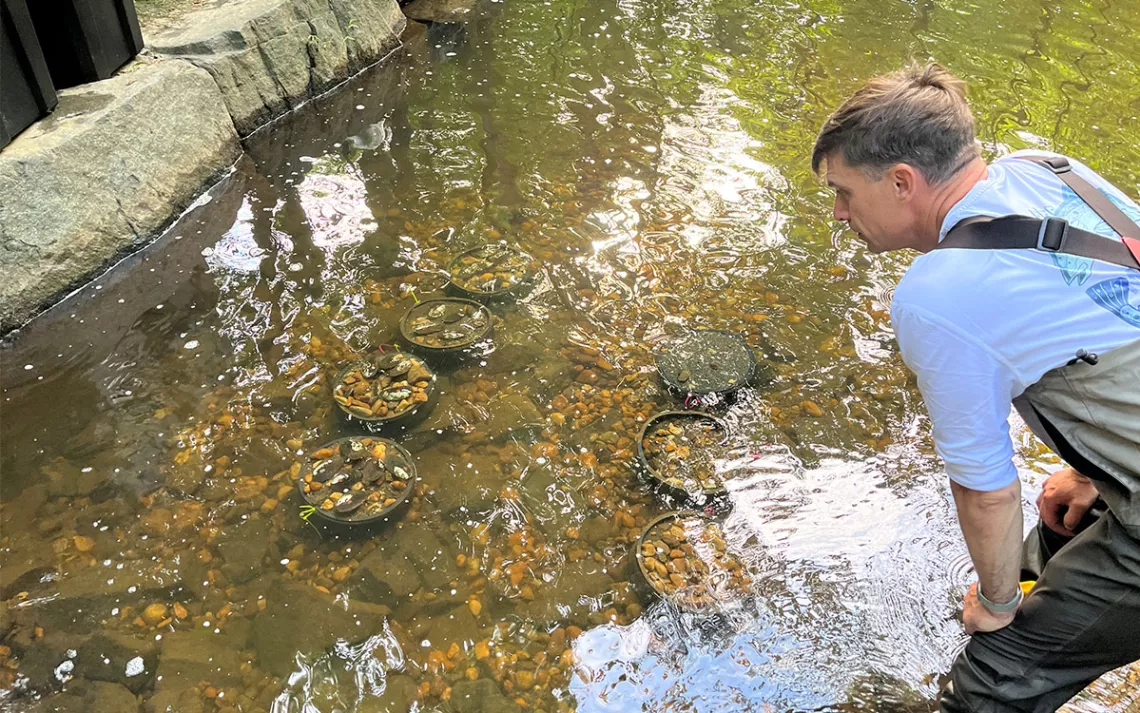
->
<box><xmin>812</xmin><ymin>63</ymin><xmax>977</xmax><ymax>184</ymax></box>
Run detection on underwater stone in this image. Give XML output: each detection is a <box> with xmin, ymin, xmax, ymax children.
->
<box><xmin>449</xmin><ymin>678</ymin><xmax>523</xmax><ymax>713</ymax></box>
<box><xmin>214</xmin><ymin>515</ymin><xmax>273</xmax><ymax>585</ymax></box>
<box><xmin>357</xmin><ymin>674</ymin><xmax>420</xmax><ymax>713</ymax></box>
<box><xmin>252</xmin><ymin>578</ymin><xmax>386</xmax><ymax>676</ymax></box>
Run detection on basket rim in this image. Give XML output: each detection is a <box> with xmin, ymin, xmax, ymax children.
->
<box><xmin>398</xmin><ymin>297</ymin><xmax>493</xmax><ymax>351</ymax></box>
<box><xmin>296</xmin><ymin>435</ymin><xmax>417</xmax><ymax>526</ymax></box>
<box><xmin>333</xmin><ymin>352</ymin><xmax>437</xmax><ymax>423</ymax></box>
<box><xmin>445</xmin><ymin>244</ymin><xmax>538</xmax><ymax>298</ymax></box>
<box><xmin>636</xmin><ymin>410</ymin><xmax>730</xmax><ymax>497</ymax></box>
<box><xmin>634</xmin><ymin>509</ymin><xmax>715</xmax><ymax>612</ymax></box>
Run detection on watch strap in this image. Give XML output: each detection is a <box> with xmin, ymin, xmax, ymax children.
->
<box><xmin>977</xmin><ymin>585</ymin><xmax>1023</xmax><ymax>614</ymax></box>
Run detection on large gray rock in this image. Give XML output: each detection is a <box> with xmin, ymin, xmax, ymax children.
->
<box><xmin>22</xmin><ymin>681</ymin><xmax>140</xmax><ymax>713</ymax></box>
<box><xmin>4</xmin><ymin>626</ymin><xmax>160</xmax><ymax>695</ymax></box>
<box><xmin>408</xmin><ymin>604</ymin><xmax>481</xmax><ymax>650</ymax></box>
<box><xmin>9</xmin><ymin>557</ymin><xmax>185</xmax><ymax>634</ymax></box>
<box><xmin>0</xmin><ymin>59</ymin><xmax>240</xmax><ymax>332</ymax></box>
<box><xmin>0</xmin><ymin>484</ymin><xmax>48</xmax><ymax>534</ymax></box>
<box><xmin>512</xmin><ymin>559</ymin><xmax>616</xmax><ymax>626</ymax></box>
<box><xmin>149</xmin><ymin>0</ymin><xmax>406</xmax><ymax>135</ymax></box>
<box><xmin>251</xmin><ymin>578</ymin><xmax>387</xmax><ymax>676</ymax></box>
<box><xmin>415</xmin><ymin>449</ymin><xmax>503</xmax><ymax>519</ymax></box>
<box><xmin>0</xmin><ymin>534</ymin><xmax>55</xmax><ymax>600</ymax></box>
<box><xmin>402</xmin><ymin>0</ymin><xmax>476</xmax><ymax>23</ymax></box>
<box><xmin>449</xmin><ymin>678</ymin><xmax>522</xmax><ymax>713</ymax></box>
<box><xmin>9</xmin><ymin>630</ymin><xmax>77</xmax><ymax>695</ymax></box>
<box><xmin>347</xmin><ymin>522</ymin><xmax>457</xmax><ymax>608</ymax></box>
<box><xmin>358</xmin><ymin>674</ymin><xmax>420</xmax><ymax>713</ymax></box>
<box><xmin>76</xmin><ymin>632</ymin><xmax>160</xmax><ymax>694</ymax></box>
<box><xmin>83</xmin><ymin>681</ymin><xmax>142</xmax><ymax>713</ymax></box>
<box><xmin>472</xmin><ymin>392</ymin><xmax>544</xmax><ymax>443</ymax></box>
<box><xmin>40</xmin><ymin>456</ymin><xmax>111</xmax><ymax>497</ymax></box>
<box><xmin>150</xmin><ymin>629</ymin><xmax>249</xmax><ymax>712</ymax></box>
<box><xmin>214</xmin><ymin>515</ymin><xmax>273</xmax><ymax>584</ymax></box>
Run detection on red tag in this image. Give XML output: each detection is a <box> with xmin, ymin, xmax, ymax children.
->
<box><xmin>1124</xmin><ymin>237</ymin><xmax>1140</xmax><ymax>269</ymax></box>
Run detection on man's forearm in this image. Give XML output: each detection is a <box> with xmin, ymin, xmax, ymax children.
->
<box><xmin>950</xmin><ymin>479</ymin><xmax>1023</xmax><ymax>603</ymax></box>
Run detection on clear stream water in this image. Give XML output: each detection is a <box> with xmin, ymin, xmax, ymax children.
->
<box><xmin>3</xmin><ymin>0</ymin><xmax>1140</xmax><ymax>711</ymax></box>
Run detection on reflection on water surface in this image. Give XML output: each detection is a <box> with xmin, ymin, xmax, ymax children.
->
<box><xmin>4</xmin><ymin>0</ymin><xmax>1140</xmax><ymax>710</ymax></box>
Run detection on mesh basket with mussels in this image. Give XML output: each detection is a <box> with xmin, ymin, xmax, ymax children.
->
<box><xmin>401</xmin><ymin>298</ymin><xmax>492</xmax><ymax>350</ymax></box>
<box><xmin>334</xmin><ymin>352</ymin><xmax>435</xmax><ymax>422</ymax></box>
<box><xmin>640</xmin><ymin>412</ymin><xmax>729</xmax><ymax>494</ymax></box>
<box><xmin>299</xmin><ymin>437</ymin><xmax>415</xmax><ymax>522</ymax></box>
<box><xmin>637</xmin><ymin>514</ymin><xmax>751</xmax><ymax>611</ymax></box>
<box><xmin>447</xmin><ymin>243</ymin><xmax>537</xmax><ymax>296</ymax></box>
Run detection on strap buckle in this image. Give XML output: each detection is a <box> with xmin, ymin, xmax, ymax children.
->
<box><xmin>1039</xmin><ymin>156</ymin><xmax>1072</xmax><ymax>174</ymax></box>
<box><xmin>1037</xmin><ymin>218</ymin><xmax>1069</xmax><ymax>252</ymax></box>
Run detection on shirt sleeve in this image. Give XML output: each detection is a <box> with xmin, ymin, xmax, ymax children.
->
<box><xmin>891</xmin><ymin>303</ymin><xmax>1021</xmax><ymax>491</ymax></box>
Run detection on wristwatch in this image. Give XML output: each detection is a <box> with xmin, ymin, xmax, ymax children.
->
<box><xmin>977</xmin><ymin>585</ymin><xmax>1023</xmax><ymax>614</ymax></box>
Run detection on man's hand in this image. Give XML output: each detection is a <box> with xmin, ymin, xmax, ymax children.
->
<box><xmin>962</xmin><ymin>582</ymin><xmax>1017</xmax><ymax>634</ymax></box>
<box><xmin>1036</xmin><ymin>467</ymin><xmax>1098</xmax><ymax>537</ymax></box>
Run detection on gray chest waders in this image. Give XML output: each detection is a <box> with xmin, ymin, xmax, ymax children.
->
<box><xmin>938</xmin><ymin>155</ymin><xmax>1140</xmax><ymax>535</ymax></box>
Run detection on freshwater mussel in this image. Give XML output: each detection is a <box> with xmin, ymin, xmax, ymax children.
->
<box><xmin>639</xmin><ymin>412</ymin><xmax>729</xmax><ymax>495</ymax></box>
<box><xmin>333</xmin><ymin>351</ymin><xmax>435</xmax><ymax>422</ymax></box>
<box><xmin>637</xmin><ymin>513</ymin><xmax>751</xmax><ymax>611</ymax></box>
<box><xmin>300</xmin><ymin>437</ymin><xmax>415</xmax><ymax>521</ymax></box>
<box><xmin>400</xmin><ymin>298</ymin><xmax>492</xmax><ymax>351</ymax></box>
<box><xmin>447</xmin><ymin>243</ymin><xmax>537</xmax><ymax>297</ymax></box>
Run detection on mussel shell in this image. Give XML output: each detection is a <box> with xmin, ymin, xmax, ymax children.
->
<box><xmin>340</xmin><ymin>440</ymin><xmax>368</xmax><ymax>461</ymax></box>
<box><xmin>387</xmin><ymin>359</ymin><xmax>413</xmax><ymax>378</ymax></box>
<box><xmin>459</xmin><ymin>263</ymin><xmax>486</xmax><ymax>279</ymax></box>
<box><xmin>359</xmin><ymin>360</ymin><xmax>381</xmax><ymax>379</ymax></box>
<box><xmin>384</xmin><ymin>452</ymin><xmax>409</xmax><ymax>472</ymax></box>
<box><xmin>441</xmin><ymin>304</ymin><xmax>467</xmax><ymax>323</ymax></box>
<box><xmin>481</xmin><ymin>245</ymin><xmax>512</xmax><ymax>262</ymax></box>
<box><xmin>372</xmin><ymin>352</ymin><xmax>401</xmax><ymax>370</ymax></box>
<box><xmin>360</xmin><ymin>460</ymin><xmax>384</xmax><ymax>485</ymax></box>
<box><xmin>326</xmin><ymin>470</ymin><xmax>352</xmax><ymax>488</ymax></box>
<box><xmin>413</xmin><ymin>321</ymin><xmax>444</xmax><ymax>336</ymax></box>
<box><xmin>378</xmin><ymin>387</ymin><xmax>412</xmax><ymax>401</ymax></box>
<box><xmin>311</xmin><ymin>456</ymin><xmax>344</xmax><ymax>483</ymax></box>
<box><xmin>335</xmin><ymin>491</ymin><xmax>365</xmax><ymax>514</ymax></box>
<box><xmin>427</xmin><ymin>304</ymin><xmax>447</xmax><ymax>319</ymax></box>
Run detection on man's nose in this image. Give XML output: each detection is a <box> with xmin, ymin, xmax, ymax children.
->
<box><xmin>833</xmin><ymin>198</ymin><xmax>849</xmax><ymax>222</ymax></box>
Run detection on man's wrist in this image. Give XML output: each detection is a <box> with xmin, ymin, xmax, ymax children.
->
<box><xmin>977</xmin><ymin>584</ymin><xmax>1022</xmax><ymax>614</ymax></box>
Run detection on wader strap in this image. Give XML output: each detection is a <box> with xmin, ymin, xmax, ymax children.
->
<box><xmin>1016</xmin><ymin>155</ymin><xmax>1140</xmax><ymax>240</ymax></box>
<box><xmin>938</xmin><ymin>156</ymin><xmax>1140</xmax><ymax>270</ymax></box>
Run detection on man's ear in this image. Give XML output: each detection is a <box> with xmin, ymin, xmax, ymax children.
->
<box><xmin>887</xmin><ymin>163</ymin><xmax>920</xmax><ymax>201</ymax></box>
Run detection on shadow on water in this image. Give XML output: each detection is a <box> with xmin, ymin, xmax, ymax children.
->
<box><xmin>3</xmin><ymin>0</ymin><xmax>1140</xmax><ymax>711</ymax></box>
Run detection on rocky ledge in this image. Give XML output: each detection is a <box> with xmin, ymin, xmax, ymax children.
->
<box><xmin>148</xmin><ymin>0</ymin><xmax>406</xmax><ymax>136</ymax></box>
<box><xmin>0</xmin><ymin>60</ymin><xmax>241</xmax><ymax>332</ymax></box>
<box><xmin>0</xmin><ymin>0</ymin><xmax>407</xmax><ymax>333</ymax></box>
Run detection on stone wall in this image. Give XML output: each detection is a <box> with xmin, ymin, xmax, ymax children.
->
<box><xmin>0</xmin><ymin>0</ymin><xmax>406</xmax><ymax>333</ymax></box>
<box><xmin>148</xmin><ymin>0</ymin><xmax>406</xmax><ymax>136</ymax></box>
<box><xmin>0</xmin><ymin>60</ymin><xmax>241</xmax><ymax>332</ymax></box>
